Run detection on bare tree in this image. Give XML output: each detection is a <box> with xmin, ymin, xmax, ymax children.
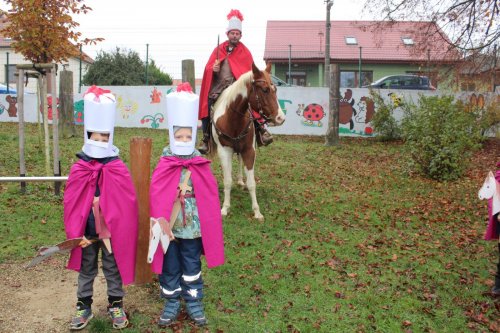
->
<box><xmin>364</xmin><ymin>0</ymin><xmax>499</xmax><ymax>53</ymax></box>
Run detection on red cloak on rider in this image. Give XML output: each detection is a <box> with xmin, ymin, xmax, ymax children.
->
<box><xmin>198</xmin><ymin>40</ymin><xmax>253</xmax><ymax>119</ymax></box>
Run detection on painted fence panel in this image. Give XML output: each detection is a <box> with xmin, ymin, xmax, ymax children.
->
<box><xmin>0</xmin><ymin>86</ymin><xmax>496</xmax><ymax>137</ymax></box>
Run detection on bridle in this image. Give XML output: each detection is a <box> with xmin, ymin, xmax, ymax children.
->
<box><xmin>250</xmin><ymin>79</ymin><xmax>276</xmax><ymax>124</ymax></box>
<box><xmin>213</xmin><ymin>77</ymin><xmax>276</xmax><ymax>144</ymax></box>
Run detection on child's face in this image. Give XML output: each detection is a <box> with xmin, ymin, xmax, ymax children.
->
<box><xmin>174</xmin><ymin>127</ymin><xmax>192</xmax><ymax>142</ymax></box>
<box><xmin>89</xmin><ymin>132</ymin><xmax>110</xmax><ymax>143</ymax></box>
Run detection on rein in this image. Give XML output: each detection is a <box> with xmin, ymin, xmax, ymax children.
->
<box><xmin>213</xmin><ymin>77</ymin><xmax>274</xmax><ymax>144</ymax></box>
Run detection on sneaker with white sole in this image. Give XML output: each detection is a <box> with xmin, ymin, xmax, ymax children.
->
<box><xmin>107</xmin><ymin>303</ymin><xmax>129</xmax><ymax>330</ymax></box>
<box><xmin>70</xmin><ymin>301</ymin><xmax>94</xmax><ymax>330</ymax></box>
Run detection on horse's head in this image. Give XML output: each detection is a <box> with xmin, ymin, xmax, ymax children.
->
<box><xmin>248</xmin><ymin>63</ymin><xmax>286</xmax><ymax>126</ymax></box>
<box><xmin>478</xmin><ymin>171</ymin><xmax>498</xmax><ymax>200</ymax></box>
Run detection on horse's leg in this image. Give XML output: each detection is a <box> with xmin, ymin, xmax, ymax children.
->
<box><xmin>244</xmin><ymin>166</ymin><xmax>263</xmax><ymax>220</ymax></box>
<box><xmin>236</xmin><ymin>154</ymin><xmax>245</xmax><ymax>187</ymax></box>
<box><xmin>218</xmin><ymin>147</ymin><xmax>233</xmax><ymax>217</ymax></box>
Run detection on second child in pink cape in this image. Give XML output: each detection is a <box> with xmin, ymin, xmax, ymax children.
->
<box><xmin>149</xmin><ymin>156</ymin><xmax>225</xmax><ymax>274</ymax></box>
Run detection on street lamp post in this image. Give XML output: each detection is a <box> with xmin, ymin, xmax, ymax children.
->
<box><xmin>324</xmin><ymin>0</ymin><xmax>333</xmax><ymax>87</ymax></box>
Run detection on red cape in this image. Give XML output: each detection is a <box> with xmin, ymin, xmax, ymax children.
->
<box><xmin>63</xmin><ymin>159</ymin><xmax>138</xmax><ymax>285</ymax></box>
<box><xmin>149</xmin><ymin>156</ymin><xmax>225</xmax><ymax>273</ymax></box>
<box><xmin>198</xmin><ymin>40</ymin><xmax>254</xmax><ymax>119</ymax></box>
<box><xmin>485</xmin><ymin>167</ymin><xmax>500</xmax><ymax>240</ymax></box>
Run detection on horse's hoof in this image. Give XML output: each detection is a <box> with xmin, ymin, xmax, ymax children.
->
<box><xmin>254</xmin><ymin>213</ymin><xmax>264</xmax><ymax>221</ymax></box>
<box><xmin>221</xmin><ymin>208</ymin><xmax>229</xmax><ymax>217</ymax></box>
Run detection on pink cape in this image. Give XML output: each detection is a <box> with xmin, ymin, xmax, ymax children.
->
<box><xmin>63</xmin><ymin>159</ymin><xmax>138</xmax><ymax>285</ymax></box>
<box><xmin>198</xmin><ymin>40</ymin><xmax>254</xmax><ymax>119</ymax></box>
<box><xmin>485</xmin><ymin>168</ymin><xmax>500</xmax><ymax>240</ymax></box>
<box><xmin>149</xmin><ymin>156</ymin><xmax>225</xmax><ymax>274</ymax></box>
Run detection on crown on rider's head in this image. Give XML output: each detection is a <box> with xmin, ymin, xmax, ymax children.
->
<box><xmin>226</xmin><ymin>9</ymin><xmax>243</xmax><ymax>33</ymax></box>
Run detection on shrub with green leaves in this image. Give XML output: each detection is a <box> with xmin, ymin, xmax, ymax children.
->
<box><xmin>401</xmin><ymin>94</ymin><xmax>482</xmax><ymax>181</ymax></box>
<box><xmin>370</xmin><ymin>90</ymin><xmax>402</xmax><ymax>141</ymax></box>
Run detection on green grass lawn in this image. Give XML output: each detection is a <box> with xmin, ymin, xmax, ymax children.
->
<box><xmin>0</xmin><ymin>122</ymin><xmax>499</xmax><ymax>332</ymax></box>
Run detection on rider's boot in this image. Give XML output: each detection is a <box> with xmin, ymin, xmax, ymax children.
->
<box><xmin>198</xmin><ymin>117</ymin><xmax>210</xmax><ymax>155</ymax></box>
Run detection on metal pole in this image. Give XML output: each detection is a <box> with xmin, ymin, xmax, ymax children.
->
<box><xmin>79</xmin><ymin>45</ymin><xmax>82</xmax><ymax>93</ymax></box>
<box><xmin>288</xmin><ymin>44</ymin><xmax>292</xmax><ymax>85</ymax></box>
<box><xmin>0</xmin><ymin>176</ymin><xmax>68</xmax><ymax>182</ymax></box>
<box><xmin>358</xmin><ymin>46</ymin><xmax>362</xmax><ymax>87</ymax></box>
<box><xmin>6</xmin><ymin>52</ymin><xmax>9</xmax><ymax>93</ymax></box>
<box><xmin>145</xmin><ymin>44</ymin><xmax>149</xmax><ymax>85</ymax></box>
<box><xmin>324</xmin><ymin>0</ymin><xmax>333</xmax><ymax>87</ymax></box>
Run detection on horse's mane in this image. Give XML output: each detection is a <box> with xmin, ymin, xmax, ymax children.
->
<box><xmin>215</xmin><ymin>70</ymin><xmax>254</xmax><ymax>109</ymax></box>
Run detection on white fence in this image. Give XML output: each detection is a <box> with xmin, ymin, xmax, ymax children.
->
<box><xmin>0</xmin><ymin>86</ymin><xmax>497</xmax><ymax>137</ymax></box>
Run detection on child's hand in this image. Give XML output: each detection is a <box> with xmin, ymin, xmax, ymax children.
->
<box><xmin>79</xmin><ymin>237</ymin><xmax>93</xmax><ymax>248</ymax></box>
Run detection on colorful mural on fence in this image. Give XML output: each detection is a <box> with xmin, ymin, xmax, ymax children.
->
<box><xmin>74</xmin><ymin>100</ymin><xmax>84</xmax><ymax>124</ymax></box>
<box><xmin>296</xmin><ymin>103</ymin><xmax>325</xmax><ymax>127</ymax></box>
<box><xmin>3</xmin><ymin>87</ymin><xmax>497</xmax><ymax>137</ymax></box>
<box><xmin>5</xmin><ymin>95</ymin><xmax>17</xmax><ymax>117</ymax></box>
<box><xmin>39</xmin><ymin>96</ymin><xmax>59</xmax><ymax>120</ymax></box>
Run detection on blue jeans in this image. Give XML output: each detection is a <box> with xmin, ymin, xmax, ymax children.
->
<box><xmin>159</xmin><ymin>238</ymin><xmax>203</xmax><ymax>302</ymax></box>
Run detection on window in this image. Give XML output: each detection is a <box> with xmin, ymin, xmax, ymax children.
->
<box><xmin>402</xmin><ymin>37</ymin><xmax>414</xmax><ymax>45</ymax></box>
<box><xmin>286</xmin><ymin>71</ymin><xmax>307</xmax><ymax>86</ymax></box>
<box><xmin>340</xmin><ymin>71</ymin><xmax>373</xmax><ymax>88</ymax></box>
<box><xmin>345</xmin><ymin>37</ymin><xmax>357</xmax><ymax>45</ymax></box>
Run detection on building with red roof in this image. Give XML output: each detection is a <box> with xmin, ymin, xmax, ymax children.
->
<box><xmin>264</xmin><ymin>20</ymin><xmax>461</xmax><ymax>88</ymax></box>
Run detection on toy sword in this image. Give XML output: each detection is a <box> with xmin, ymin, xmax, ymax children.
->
<box><xmin>26</xmin><ymin>237</ymin><xmax>96</xmax><ymax>268</ymax></box>
<box><xmin>216</xmin><ymin>34</ymin><xmax>220</xmax><ymax>61</ymax></box>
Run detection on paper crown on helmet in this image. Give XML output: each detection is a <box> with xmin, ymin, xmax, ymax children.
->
<box><xmin>82</xmin><ymin>85</ymin><xmax>118</xmax><ymax>158</ymax></box>
<box><xmin>166</xmin><ymin>83</ymin><xmax>199</xmax><ymax>155</ymax></box>
<box><xmin>226</xmin><ymin>9</ymin><xmax>243</xmax><ymax>33</ymax></box>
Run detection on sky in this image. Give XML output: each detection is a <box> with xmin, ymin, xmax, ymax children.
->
<box><xmin>2</xmin><ymin>0</ymin><xmax>369</xmax><ymax>80</ymax></box>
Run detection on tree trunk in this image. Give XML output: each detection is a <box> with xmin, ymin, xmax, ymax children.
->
<box><xmin>325</xmin><ymin>64</ymin><xmax>340</xmax><ymax>146</ymax></box>
<box><xmin>59</xmin><ymin>69</ymin><xmax>76</xmax><ymax>138</ymax></box>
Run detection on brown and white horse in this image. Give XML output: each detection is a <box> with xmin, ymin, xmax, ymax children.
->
<box><xmin>210</xmin><ymin>63</ymin><xmax>285</xmax><ymax>220</ymax></box>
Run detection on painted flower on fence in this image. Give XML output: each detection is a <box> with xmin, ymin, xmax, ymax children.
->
<box><xmin>141</xmin><ymin>113</ymin><xmax>164</xmax><ymax>129</ymax></box>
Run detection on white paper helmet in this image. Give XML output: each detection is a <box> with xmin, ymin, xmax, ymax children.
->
<box><xmin>82</xmin><ymin>86</ymin><xmax>118</xmax><ymax>158</ymax></box>
<box><xmin>166</xmin><ymin>83</ymin><xmax>199</xmax><ymax>155</ymax></box>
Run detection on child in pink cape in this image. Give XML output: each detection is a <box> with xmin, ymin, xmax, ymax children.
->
<box><xmin>484</xmin><ymin>162</ymin><xmax>500</xmax><ymax>297</ymax></box>
<box><xmin>64</xmin><ymin>86</ymin><xmax>138</xmax><ymax>330</ymax></box>
<box><xmin>149</xmin><ymin>83</ymin><xmax>224</xmax><ymax>327</ymax></box>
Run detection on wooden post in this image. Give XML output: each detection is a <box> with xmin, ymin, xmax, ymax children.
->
<box><xmin>17</xmin><ymin>69</ymin><xmax>26</xmax><ymax>193</ymax></box>
<box><xmin>182</xmin><ymin>59</ymin><xmax>196</xmax><ymax>92</ymax></box>
<box><xmin>50</xmin><ymin>67</ymin><xmax>61</xmax><ymax>195</ymax></box>
<box><xmin>325</xmin><ymin>64</ymin><xmax>340</xmax><ymax>146</ymax></box>
<box><xmin>130</xmin><ymin>137</ymin><xmax>153</xmax><ymax>284</ymax></box>
<box><xmin>40</xmin><ymin>74</ymin><xmax>51</xmax><ymax>176</ymax></box>
<box><xmin>59</xmin><ymin>68</ymin><xmax>75</xmax><ymax>138</ymax></box>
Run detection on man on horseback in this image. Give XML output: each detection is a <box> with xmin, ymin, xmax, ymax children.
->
<box><xmin>197</xmin><ymin>9</ymin><xmax>273</xmax><ymax>155</ymax></box>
